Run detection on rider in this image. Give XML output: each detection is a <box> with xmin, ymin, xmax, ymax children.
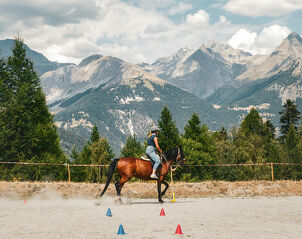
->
<box><xmin>146</xmin><ymin>125</ymin><xmax>162</xmax><ymax>179</ymax></box>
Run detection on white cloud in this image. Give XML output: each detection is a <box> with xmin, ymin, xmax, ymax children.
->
<box><xmin>1</xmin><ymin>0</ymin><xmax>238</xmax><ymax>64</ymax></box>
<box><xmin>219</xmin><ymin>16</ymin><xmax>227</xmax><ymax>24</ymax></box>
<box><xmin>2</xmin><ymin>0</ymin><xmax>293</xmax><ymax>65</ymax></box>
<box><xmin>224</xmin><ymin>0</ymin><xmax>302</xmax><ymax>17</ymax></box>
<box><xmin>186</xmin><ymin>10</ymin><xmax>210</xmax><ymax>28</ymax></box>
<box><xmin>168</xmin><ymin>2</ymin><xmax>193</xmax><ymax>15</ymax></box>
<box><xmin>0</xmin><ymin>0</ymin><xmax>99</xmax><ymax>25</ymax></box>
<box><xmin>228</xmin><ymin>25</ymin><xmax>292</xmax><ymax>55</ymax></box>
<box><xmin>228</xmin><ymin>29</ymin><xmax>257</xmax><ymax>51</ymax></box>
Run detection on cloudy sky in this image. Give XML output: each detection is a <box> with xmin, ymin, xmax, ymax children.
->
<box><xmin>0</xmin><ymin>0</ymin><xmax>301</xmax><ymax>64</ymax></box>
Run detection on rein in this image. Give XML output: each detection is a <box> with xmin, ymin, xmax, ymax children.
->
<box><xmin>160</xmin><ymin>146</ymin><xmax>182</xmax><ymax>171</ymax></box>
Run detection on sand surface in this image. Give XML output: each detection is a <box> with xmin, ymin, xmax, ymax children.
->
<box><xmin>0</xmin><ymin>195</ymin><xmax>301</xmax><ymax>239</ymax></box>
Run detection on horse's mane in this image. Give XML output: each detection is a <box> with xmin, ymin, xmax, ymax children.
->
<box><xmin>163</xmin><ymin>146</ymin><xmax>180</xmax><ymax>160</ymax></box>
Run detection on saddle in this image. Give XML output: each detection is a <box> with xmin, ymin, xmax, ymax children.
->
<box><xmin>140</xmin><ymin>154</ymin><xmax>163</xmax><ymax>168</ymax></box>
<box><xmin>140</xmin><ymin>155</ymin><xmax>151</xmax><ymax>161</ymax></box>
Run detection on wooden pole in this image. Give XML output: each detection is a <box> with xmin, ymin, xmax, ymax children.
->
<box><xmin>67</xmin><ymin>163</ymin><xmax>71</xmax><ymax>184</ymax></box>
<box><xmin>98</xmin><ymin>166</ymin><xmax>101</xmax><ymax>183</ymax></box>
<box><xmin>171</xmin><ymin>168</ymin><xmax>173</xmax><ymax>183</ymax></box>
<box><xmin>170</xmin><ymin>166</ymin><xmax>176</xmax><ymax>202</ymax></box>
<box><xmin>271</xmin><ymin>162</ymin><xmax>274</xmax><ymax>182</ymax></box>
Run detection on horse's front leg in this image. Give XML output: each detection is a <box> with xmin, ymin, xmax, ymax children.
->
<box><xmin>157</xmin><ymin>180</ymin><xmax>164</xmax><ymax>203</ymax></box>
<box><xmin>161</xmin><ymin>179</ymin><xmax>169</xmax><ymax>196</ymax></box>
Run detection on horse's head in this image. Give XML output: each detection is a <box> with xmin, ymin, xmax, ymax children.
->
<box><xmin>176</xmin><ymin>145</ymin><xmax>185</xmax><ymax>166</ymax></box>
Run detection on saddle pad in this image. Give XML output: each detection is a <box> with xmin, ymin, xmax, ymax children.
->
<box><xmin>140</xmin><ymin>155</ymin><xmax>151</xmax><ymax>161</ymax></box>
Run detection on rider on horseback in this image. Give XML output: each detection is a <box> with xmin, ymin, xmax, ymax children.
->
<box><xmin>146</xmin><ymin>125</ymin><xmax>162</xmax><ymax>179</ymax></box>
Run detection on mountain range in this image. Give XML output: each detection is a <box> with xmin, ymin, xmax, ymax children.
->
<box><xmin>1</xmin><ymin>32</ymin><xmax>302</xmax><ymax>154</ymax></box>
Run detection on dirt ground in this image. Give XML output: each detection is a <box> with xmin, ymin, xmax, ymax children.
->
<box><xmin>0</xmin><ymin>180</ymin><xmax>302</xmax><ymax>199</ymax></box>
<box><xmin>0</xmin><ymin>181</ymin><xmax>302</xmax><ymax>239</ymax></box>
<box><xmin>0</xmin><ymin>195</ymin><xmax>301</xmax><ymax>238</ymax></box>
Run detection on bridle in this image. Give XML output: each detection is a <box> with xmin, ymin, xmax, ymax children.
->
<box><xmin>160</xmin><ymin>146</ymin><xmax>185</xmax><ymax>171</ymax></box>
<box><xmin>175</xmin><ymin>146</ymin><xmax>185</xmax><ymax>166</ymax></box>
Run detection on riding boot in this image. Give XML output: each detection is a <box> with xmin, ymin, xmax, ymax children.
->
<box><xmin>150</xmin><ymin>173</ymin><xmax>158</xmax><ymax>179</ymax></box>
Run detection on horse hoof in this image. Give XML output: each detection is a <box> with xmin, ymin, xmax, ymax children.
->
<box><xmin>159</xmin><ymin>199</ymin><xmax>164</xmax><ymax>204</ymax></box>
<box><xmin>115</xmin><ymin>197</ymin><xmax>123</xmax><ymax>204</ymax></box>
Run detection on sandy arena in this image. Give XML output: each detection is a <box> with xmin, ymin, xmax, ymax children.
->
<box><xmin>0</xmin><ymin>181</ymin><xmax>302</xmax><ymax>239</ymax></box>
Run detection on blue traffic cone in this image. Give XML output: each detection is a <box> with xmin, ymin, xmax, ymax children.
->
<box><xmin>117</xmin><ymin>224</ymin><xmax>126</xmax><ymax>235</ymax></box>
<box><xmin>106</xmin><ymin>208</ymin><xmax>112</xmax><ymax>217</ymax></box>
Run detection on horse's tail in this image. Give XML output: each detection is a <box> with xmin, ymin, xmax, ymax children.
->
<box><xmin>100</xmin><ymin>158</ymin><xmax>119</xmax><ymax>197</ymax></box>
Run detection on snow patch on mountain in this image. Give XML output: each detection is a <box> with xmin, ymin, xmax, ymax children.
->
<box><xmin>47</xmin><ymin>87</ymin><xmax>65</xmax><ymax>102</ymax></box>
<box><xmin>108</xmin><ymin>109</ymin><xmax>153</xmax><ymax>136</ymax></box>
<box><xmin>228</xmin><ymin>103</ymin><xmax>270</xmax><ymax>112</ymax></box>
<box><xmin>213</xmin><ymin>104</ymin><xmax>221</xmax><ymax>109</ymax></box>
<box><xmin>61</xmin><ymin>112</ymin><xmax>93</xmax><ymax>131</ymax></box>
<box><xmin>120</xmin><ymin>96</ymin><xmax>145</xmax><ymax>104</ymax></box>
<box><xmin>260</xmin><ymin>112</ymin><xmax>276</xmax><ymax>117</ymax></box>
<box><xmin>55</xmin><ymin>121</ymin><xmax>63</xmax><ymax>128</ymax></box>
<box><xmin>266</xmin><ymin>80</ymin><xmax>302</xmax><ymax>103</ymax></box>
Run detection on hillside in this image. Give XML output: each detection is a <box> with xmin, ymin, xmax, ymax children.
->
<box><xmin>53</xmin><ymin>73</ymin><xmax>222</xmax><ymax>153</ymax></box>
<box><xmin>0</xmin><ymin>39</ymin><xmax>71</xmax><ymax>75</ymax></box>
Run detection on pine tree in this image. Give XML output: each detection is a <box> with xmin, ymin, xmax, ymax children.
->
<box><xmin>120</xmin><ymin>135</ymin><xmax>143</xmax><ymax>158</ymax></box>
<box><xmin>264</xmin><ymin>120</ymin><xmax>276</xmax><ymax>140</ymax></box>
<box><xmin>90</xmin><ymin>124</ymin><xmax>100</xmax><ymax>143</ymax></box>
<box><xmin>0</xmin><ymin>58</ymin><xmax>9</xmax><ymax>161</ymax></box>
<box><xmin>158</xmin><ymin>105</ymin><xmax>180</xmax><ymax>152</ymax></box>
<box><xmin>86</xmin><ymin>137</ymin><xmax>114</xmax><ymax>183</ymax></box>
<box><xmin>183</xmin><ymin>113</ymin><xmax>202</xmax><ymax>141</ymax></box>
<box><xmin>70</xmin><ymin>145</ymin><xmax>79</xmax><ymax>161</ymax></box>
<box><xmin>180</xmin><ymin>115</ymin><xmax>215</xmax><ymax>181</ymax></box>
<box><xmin>0</xmin><ymin>58</ymin><xmax>10</xmax><ymax>104</ymax></box>
<box><xmin>217</xmin><ymin>126</ymin><xmax>228</xmax><ymax>141</ymax></box>
<box><xmin>0</xmin><ymin>38</ymin><xmax>66</xmax><ymax>180</ymax></box>
<box><xmin>279</xmin><ymin>99</ymin><xmax>301</xmax><ymax>138</ymax></box>
<box><xmin>285</xmin><ymin>124</ymin><xmax>299</xmax><ymax>151</ymax></box>
<box><xmin>240</xmin><ymin>108</ymin><xmax>265</xmax><ymax>136</ymax></box>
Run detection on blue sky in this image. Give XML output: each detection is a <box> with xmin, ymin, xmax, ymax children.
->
<box><xmin>0</xmin><ymin>0</ymin><xmax>301</xmax><ymax>64</ymax></box>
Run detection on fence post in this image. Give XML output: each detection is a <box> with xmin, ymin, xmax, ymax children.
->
<box><xmin>98</xmin><ymin>166</ymin><xmax>101</xmax><ymax>183</ymax></box>
<box><xmin>170</xmin><ymin>166</ymin><xmax>173</xmax><ymax>185</ymax></box>
<box><xmin>67</xmin><ymin>163</ymin><xmax>71</xmax><ymax>184</ymax></box>
<box><xmin>270</xmin><ymin>162</ymin><xmax>274</xmax><ymax>182</ymax></box>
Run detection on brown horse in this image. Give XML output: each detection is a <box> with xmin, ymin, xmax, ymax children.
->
<box><xmin>100</xmin><ymin>146</ymin><xmax>185</xmax><ymax>203</ymax></box>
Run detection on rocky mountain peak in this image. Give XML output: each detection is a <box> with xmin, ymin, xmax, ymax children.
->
<box><xmin>151</xmin><ymin>47</ymin><xmax>193</xmax><ymax>66</ymax></box>
<box><xmin>79</xmin><ymin>54</ymin><xmax>103</xmax><ymax>67</ymax></box>
<box><xmin>273</xmin><ymin>32</ymin><xmax>302</xmax><ymax>58</ymax></box>
<box><xmin>206</xmin><ymin>40</ymin><xmax>252</xmax><ymax>64</ymax></box>
<box><xmin>287</xmin><ymin>32</ymin><xmax>302</xmax><ymax>43</ymax></box>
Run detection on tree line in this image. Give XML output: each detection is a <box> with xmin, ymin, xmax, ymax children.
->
<box><xmin>119</xmin><ymin>102</ymin><xmax>302</xmax><ymax>181</ymax></box>
<box><xmin>1</xmin><ymin>39</ymin><xmax>301</xmax><ymax>182</ymax></box>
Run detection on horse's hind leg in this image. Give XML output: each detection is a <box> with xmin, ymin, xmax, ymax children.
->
<box><xmin>115</xmin><ymin>176</ymin><xmax>130</xmax><ymax>197</ymax></box>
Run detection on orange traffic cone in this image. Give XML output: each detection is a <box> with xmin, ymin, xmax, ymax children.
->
<box><xmin>160</xmin><ymin>208</ymin><xmax>165</xmax><ymax>216</ymax></box>
<box><xmin>175</xmin><ymin>224</ymin><xmax>183</xmax><ymax>235</ymax></box>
